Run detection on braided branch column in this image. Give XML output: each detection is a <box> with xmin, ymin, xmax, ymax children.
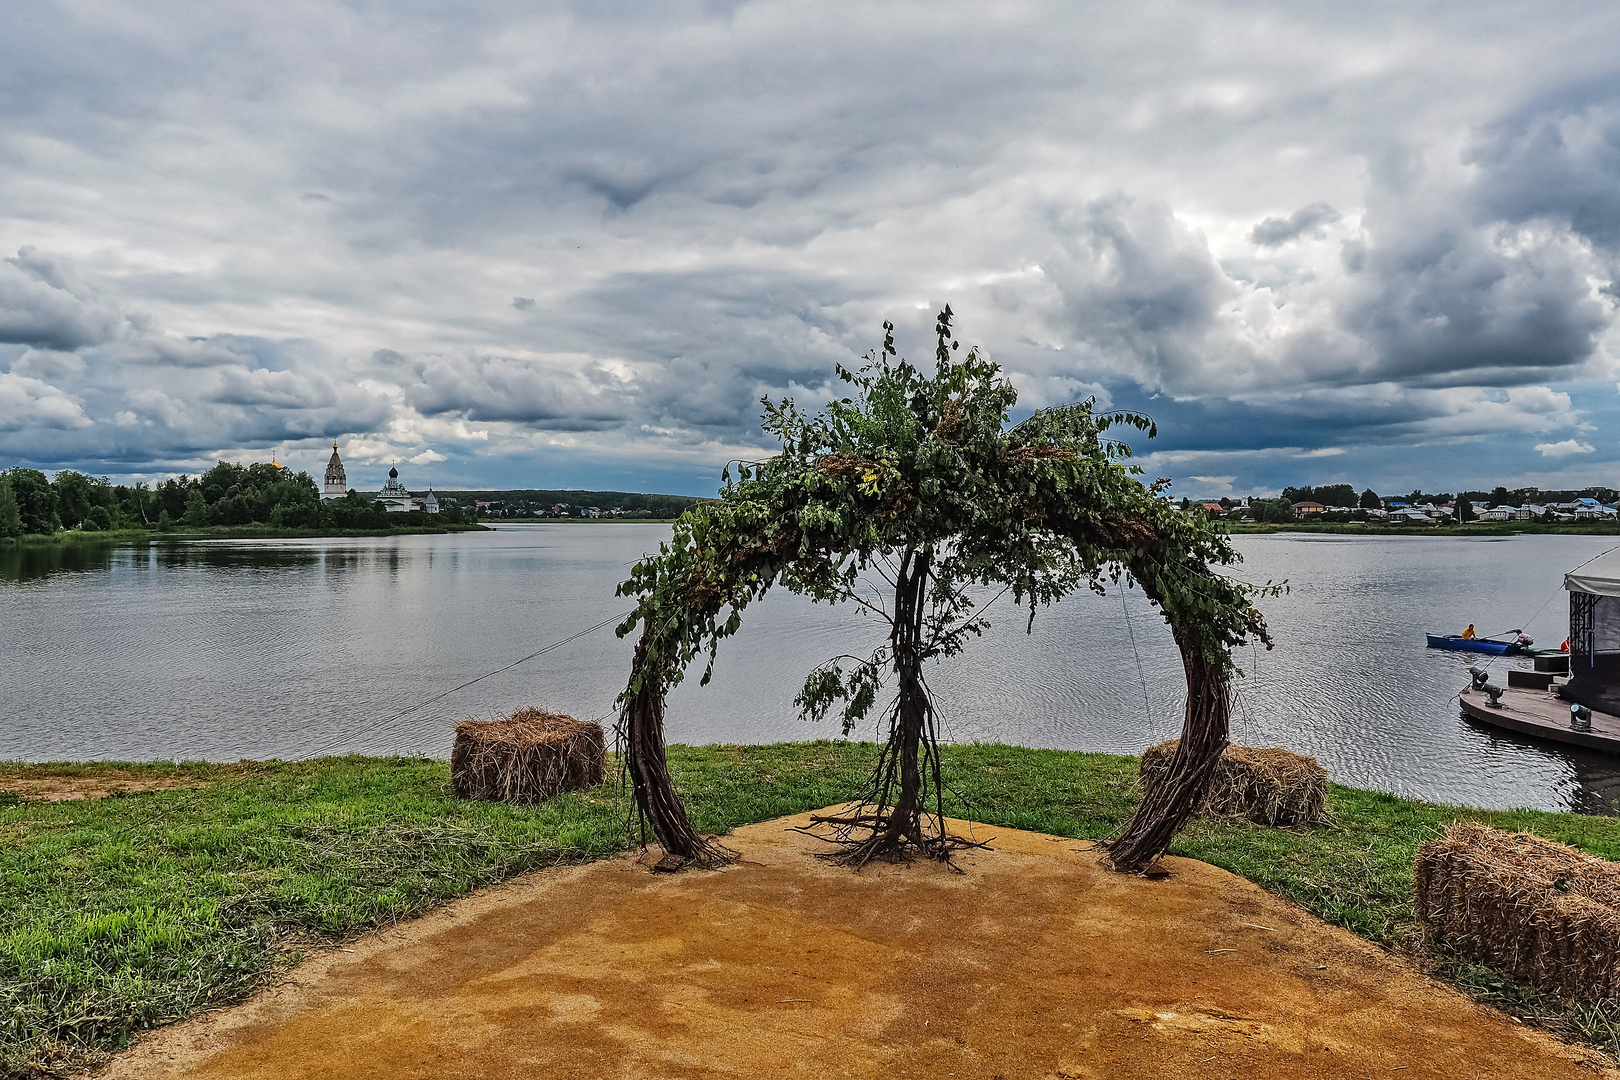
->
<box><xmin>1103</xmin><ymin>631</ymin><xmax>1230</xmax><ymax>873</ymax></box>
<box><xmin>619</xmin><ymin>628</ymin><xmax>736</xmax><ymax>866</ymax></box>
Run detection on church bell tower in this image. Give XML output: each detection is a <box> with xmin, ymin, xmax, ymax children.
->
<box><xmin>322</xmin><ymin>443</ymin><xmax>347</xmax><ymax>501</ymax></box>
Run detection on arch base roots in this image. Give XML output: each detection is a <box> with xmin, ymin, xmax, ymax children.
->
<box><xmin>803</xmin><ymin>804</ymin><xmax>989</xmax><ymax>869</ymax></box>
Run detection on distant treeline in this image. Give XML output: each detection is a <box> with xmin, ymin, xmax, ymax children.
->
<box><xmin>1192</xmin><ymin>483</ymin><xmax>1620</xmax><ymax>517</ymax></box>
<box><xmin>0</xmin><ymin>461</ymin><xmax>471</xmax><ymax>537</ymax></box>
<box><xmin>455</xmin><ymin>489</ymin><xmax>708</xmax><ymax>519</ymax></box>
<box><xmin>1277</xmin><ymin>483</ymin><xmax>1620</xmax><ymax>507</ymax></box>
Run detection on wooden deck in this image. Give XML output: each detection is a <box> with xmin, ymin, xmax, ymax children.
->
<box><xmin>1459</xmin><ymin>685</ymin><xmax>1620</xmax><ymax>754</ymax></box>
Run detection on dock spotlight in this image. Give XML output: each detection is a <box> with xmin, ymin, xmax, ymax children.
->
<box><xmin>1484</xmin><ymin>683</ymin><xmax>1506</xmax><ymax>708</ymax></box>
<box><xmin>1468</xmin><ymin>666</ymin><xmax>1489</xmax><ymax>690</ymax></box>
<box><xmin>1571</xmin><ymin>704</ymin><xmax>1594</xmax><ymax>733</ymax></box>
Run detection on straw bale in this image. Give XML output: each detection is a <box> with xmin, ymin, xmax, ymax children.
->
<box><xmin>451</xmin><ymin>708</ymin><xmax>605</xmax><ymax>804</ymax></box>
<box><xmin>1415</xmin><ymin>821</ymin><xmax>1620</xmax><ymax>1001</ymax></box>
<box><xmin>1139</xmin><ymin>740</ymin><xmax>1328</xmax><ymax>827</ymax></box>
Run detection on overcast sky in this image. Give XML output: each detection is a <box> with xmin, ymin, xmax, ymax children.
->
<box><xmin>5</xmin><ymin>1</ymin><xmax>1620</xmax><ymax>498</ymax></box>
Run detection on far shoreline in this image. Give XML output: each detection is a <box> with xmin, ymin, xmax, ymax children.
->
<box><xmin>1226</xmin><ymin>520</ymin><xmax>1620</xmax><ymax>537</ymax></box>
<box><xmin>0</xmin><ymin>522</ymin><xmax>491</xmax><ymax>547</ymax></box>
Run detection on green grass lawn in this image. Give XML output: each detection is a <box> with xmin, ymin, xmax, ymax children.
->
<box><xmin>3</xmin><ymin>743</ymin><xmax>1618</xmax><ymax>1075</ymax></box>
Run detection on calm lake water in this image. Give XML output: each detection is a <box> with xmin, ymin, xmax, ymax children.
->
<box><xmin>4</xmin><ymin>526</ymin><xmax>1619</xmax><ymax>813</ymax></box>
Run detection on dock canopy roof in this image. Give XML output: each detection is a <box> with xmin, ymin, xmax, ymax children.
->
<box><xmin>1566</xmin><ymin>547</ymin><xmax>1620</xmax><ymax>596</ymax></box>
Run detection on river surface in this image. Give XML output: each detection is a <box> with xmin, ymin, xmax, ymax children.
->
<box><xmin>4</xmin><ymin>527</ymin><xmax>1619</xmax><ymax>813</ymax></box>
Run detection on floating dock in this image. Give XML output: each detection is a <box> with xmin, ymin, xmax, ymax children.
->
<box><xmin>1459</xmin><ymin>685</ymin><xmax>1620</xmax><ymax>754</ymax></box>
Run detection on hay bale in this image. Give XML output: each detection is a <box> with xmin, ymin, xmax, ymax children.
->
<box><xmin>1139</xmin><ymin>740</ymin><xmax>1328</xmax><ymax>826</ymax></box>
<box><xmin>1415</xmin><ymin>822</ymin><xmax>1620</xmax><ymax>1001</ymax></box>
<box><xmin>451</xmin><ymin>707</ymin><xmax>605</xmax><ymax>803</ymax></box>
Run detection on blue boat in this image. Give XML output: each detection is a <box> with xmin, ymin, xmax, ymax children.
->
<box><xmin>1426</xmin><ymin>634</ymin><xmax>1523</xmax><ymax>655</ymax></box>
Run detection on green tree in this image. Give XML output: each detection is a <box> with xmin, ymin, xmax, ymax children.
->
<box><xmin>1251</xmin><ymin>498</ymin><xmax>1295</xmax><ymax>523</ymax></box>
<box><xmin>1489</xmin><ymin>486</ymin><xmax>1511</xmax><ymax>507</ymax></box>
<box><xmin>4</xmin><ymin>469</ymin><xmax>60</xmax><ymax>534</ymax></box>
<box><xmin>181</xmin><ymin>489</ymin><xmax>209</xmax><ymax>527</ymax></box>
<box><xmin>53</xmin><ymin>471</ymin><xmax>94</xmax><ymax>529</ymax></box>
<box><xmin>1315</xmin><ymin>483</ymin><xmax>1356</xmax><ymax>507</ymax></box>
<box><xmin>1358</xmin><ymin>488</ymin><xmax>1380</xmax><ymax>509</ymax></box>
<box><xmin>119</xmin><ymin>481</ymin><xmax>153</xmax><ymax>527</ymax></box>
<box><xmin>1458</xmin><ymin>499</ymin><xmax>1476</xmax><ymax>523</ymax></box>
<box><xmin>83</xmin><ymin>506</ymin><xmax>112</xmax><ymax>531</ymax></box>
<box><xmin>615</xmin><ymin>310</ymin><xmax>1274</xmax><ymax>872</ymax></box>
<box><xmin>156</xmin><ymin>478</ymin><xmax>192</xmax><ymax>520</ymax></box>
<box><xmin>0</xmin><ymin>476</ymin><xmax>21</xmax><ymax>538</ymax></box>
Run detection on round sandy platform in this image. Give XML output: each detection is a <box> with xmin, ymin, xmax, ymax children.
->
<box><xmin>107</xmin><ymin>808</ymin><xmax>1615</xmax><ymax>1079</ymax></box>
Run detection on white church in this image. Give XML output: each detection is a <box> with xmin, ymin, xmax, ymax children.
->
<box><xmin>321</xmin><ymin>444</ymin><xmax>439</xmax><ymax>514</ymax></box>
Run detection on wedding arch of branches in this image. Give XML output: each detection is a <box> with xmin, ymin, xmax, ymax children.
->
<box><xmin>614</xmin><ymin>309</ymin><xmax>1275</xmax><ymax>874</ymax></box>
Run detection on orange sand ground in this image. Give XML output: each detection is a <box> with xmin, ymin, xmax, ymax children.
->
<box><xmin>106</xmin><ymin>808</ymin><xmax>1615</xmax><ymax>1079</ymax></box>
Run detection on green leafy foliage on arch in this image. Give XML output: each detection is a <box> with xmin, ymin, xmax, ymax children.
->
<box><xmin>615</xmin><ymin>309</ymin><xmax>1275</xmax><ymax>872</ymax></box>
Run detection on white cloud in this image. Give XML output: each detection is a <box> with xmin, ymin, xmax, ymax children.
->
<box><xmin>0</xmin><ymin>372</ymin><xmax>91</xmax><ymax>430</ymax></box>
<box><xmin>1187</xmin><ymin>474</ymin><xmax>1238</xmax><ymax>497</ymax></box>
<box><xmin>1535</xmin><ymin>438</ymin><xmax>1597</xmax><ymax>457</ymax></box>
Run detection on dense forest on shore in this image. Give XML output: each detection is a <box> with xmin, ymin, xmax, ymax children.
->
<box><xmin>460</xmin><ymin>488</ymin><xmax>708</xmax><ymax>519</ymax></box>
<box><xmin>0</xmin><ymin>462</ymin><xmax>472</xmax><ymax>538</ymax></box>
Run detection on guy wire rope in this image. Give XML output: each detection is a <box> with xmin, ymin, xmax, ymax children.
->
<box><xmin>299</xmin><ymin>608</ymin><xmax>633</xmax><ymax>759</ymax></box>
<box><xmin>109</xmin><ymin>608</ymin><xmax>633</xmax><ymax>837</ymax></box>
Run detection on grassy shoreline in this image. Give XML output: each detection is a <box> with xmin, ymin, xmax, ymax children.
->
<box><xmin>3</xmin><ymin>744</ymin><xmax>1618</xmax><ymax>1074</ymax></box>
<box><xmin>0</xmin><ymin>523</ymin><xmax>489</xmax><ymax>548</ymax></box>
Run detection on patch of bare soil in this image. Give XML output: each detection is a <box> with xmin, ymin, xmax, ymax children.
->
<box><xmin>103</xmin><ymin>808</ymin><xmax>1617</xmax><ymax>1079</ymax></box>
<box><xmin>0</xmin><ymin>773</ymin><xmax>208</xmax><ymax>802</ymax></box>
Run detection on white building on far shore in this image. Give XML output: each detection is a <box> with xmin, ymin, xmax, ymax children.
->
<box><xmin>321</xmin><ymin>445</ymin><xmax>438</xmax><ymax>512</ymax></box>
<box><xmin>373</xmin><ymin>467</ymin><xmax>439</xmax><ymax>513</ymax></box>
<box><xmin>321</xmin><ymin>443</ymin><xmax>347</xmax><ymax>500</ymax></box>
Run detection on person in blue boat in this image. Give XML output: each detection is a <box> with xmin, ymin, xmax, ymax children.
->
<box><xmin>1461</xmin><ymin>624</ymin><xmax>1477</xmax><ymax>640</ymax></box>
<box><xmin>1514</xmin><ymin>631</ymin><xmax>1534</xmax><ymax>648</ymax></box>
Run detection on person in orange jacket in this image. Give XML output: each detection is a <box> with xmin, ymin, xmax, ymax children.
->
<box><xmin>1461</xmin><ymin>624</ymin><xmax>1477</xmax><ymax>640</ymax></box>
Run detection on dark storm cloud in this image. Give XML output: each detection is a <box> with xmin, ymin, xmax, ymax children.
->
<box><xmin>406</xmin><ymin>267</ymin><xmax>863</xmax><ymax>438</ymax></box>
<box><xmin>1333</xmin><ymin>130</ymin><xmax>1614</xmax><ymax>389</ymax></box>
<box><xmin>0</xmin><ymin>248</ymin><xmax>123</xmax><ymax>351</ymax></box>
<box><xmin>1468</xmin><ymin>90</ymin><xmax>1620</xmax><ymax>245</ymax></box>
<box><xmin>405</xmin><ymin>352</ymin><xmax>634</xmax><ymax>429</ymax></box>
<box><xmin>1249</xmin><ymin>203</ymin><xmax>1342</xmax><ymax>247</ymax></box>
<box><xmin>1038</xmin><ymin>196</ymin><xmax>1237</xmax><ymax>394</ymax></box>
<box><xmin>1338</xmin><ymin>228</ymin><xmax>1607</xmax><ymax>383</ymax></box>
<box><xmin>0</xmin><ymin>251</ymin><xmax>398</xmax><ymax>471</ymax></box>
